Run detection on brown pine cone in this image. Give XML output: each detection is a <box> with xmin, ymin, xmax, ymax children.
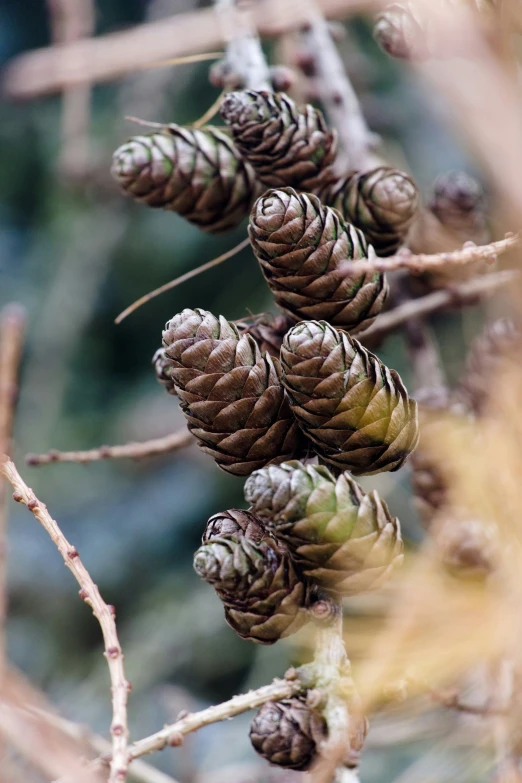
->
<box><xmin>245</xmin><ymin>461</ymin><xmax>403</xmax><ymax>595</ymax></box>
<box><xmin>249</xmin><ymin>188</ymin><xmax>388</xmax><ymax>334</ymax></box>
<box><xmin>220</xmin><ymin>90</ymin><xmax>337</xmax><ymax>194</ymax></box>
<box><xmin>153</xmin><ymin>347</ymin><xmax>177</xmax><ymax>395</ymax></box>
<box><xmin>458</xmin><ymin>319</ymin><xmax>520</xmax><ymax>415</ymax></box>
<box><xmin>249</xmin><ymin>697</ymin><xmax>326</xmax><ymax>769</ymax></box>
<box><xmin>236</xmin><ymin>313</ymin><xmax>294</xmax><ymax>359</ymax></box>
<box><xmin>281</xmin><ymin>320</ymin><xmax>419</xmax><ymax>475</ymax></box>
<box><xmin>157</xmin><ymin>308</ymin><xmax>304</xmax><ymax>476</ymax></box>
<box><xmin>111</xmin><ymin>125</ymin><xmax>260</xmax><ymax>233</ymax></box>
<box><xmin>322</xmin><ymin>167</ymin><xmax>419</xmax><ymax>256</ymax></box>
<box><xmin>194</xmin><ymin>510</ymin><xmax>308</xmax><ymax>643</ymax></box>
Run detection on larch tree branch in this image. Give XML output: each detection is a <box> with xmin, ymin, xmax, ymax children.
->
<box><xmin>357</xmin><ymin>269</ymin><xmax>519</xmax><ymax>342</ymax></box>
<box><xmin>351</xmin><ymin>233</ymin><xmax>519</xmax><ymax>274</ymax></box>
<box><xmin>300</xmin><ymin>2</ymin><xmax>381</xmax><ymax>171</ymax></box>
<box><xmin>215</xmin><ymin>0</ymin><xmax>272</xmax><ymax>90</ymax></box>
<box><xmin>26</xmin><ymin>427</ymin><xmax>193</xmax><ymax>467</ymax></box>
<box><xmin>0</xmin><ymin>457</ymin><xmax>130</xmax><ymax>783</ymax></box>
<box><xmin>97</xmin><ymin>677</ymin><xmax>304</xmax><ymax>766</ymax></box>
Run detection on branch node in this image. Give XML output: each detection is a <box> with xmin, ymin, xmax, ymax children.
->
<box><xmin>67</xmin><ymin>548</ymin><xmax>79</xmax><ymax>559</ymax></box>
<box><xmin>168</xmin><ymin>732</ymin><xmax>184</xmax><ymax>747</ymax></box>
<box><xmin>27</xmin><ymin>498</ymin><xmax>39</xmax><ymax>511</ymax></box>
<box><xmin>12</xmin><ymin>490</ymin><xmax>23</xmax><ymax>503</ymax></box>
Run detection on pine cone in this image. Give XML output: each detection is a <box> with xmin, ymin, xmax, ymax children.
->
<box><xmin>194</xmin><ymin>509</ymin><xmax>308</xmax><ymax>643</ymax></box>
<box><xmin>322</xmin><ymin>167</ymin><xmax>419</xmax><ymax>256</ymax></box>
<box><xmin>249</xmin><ymin>188</ymin><xmax>388</xmax><ymax>333</ymax></box>
<box><xmin>236</xmin><ymin>313</ymin><xmax>294</xmax><ymax>358</ymax></box>
<box><xmin>245</xmin><ymin>461</ymin><xmax>403</xmax><ymax>595</ymax></box>
<box><xmin>280</xmin><ymin>321</ymin><xmax>419</xmax><ymax>475</ymax></box>
<box><xmin>458</xmin><ymin>319</ymin><xmax>520</xmax><ymax>415</ymax></box>
<box><xmin>111</xmin><ymin>125</ymin><xmax>260</xmax><ymax>233</ymax></box>
<box><xmin>249</xmin><ymin>697</ymin><xmax>326</xmax><ymax>769</ymax></box>
<box><xmin>153</xmin><ymin>347</ymin><xmax>177</xmax><ymax>395</ymax></box>
<box><xmin>220</xmin><ymin>91</ymin><xmax>337</xmax><ymax>194</ymax></box>
<box><xmin>373</xmin><ymin>3</ymin><xmax>428</xmax><ymax>60</ymax></box>
<box><xmin>157</xmin><ymin>308</ymin><xmax>303</xmax><ymax>476</ymax></box>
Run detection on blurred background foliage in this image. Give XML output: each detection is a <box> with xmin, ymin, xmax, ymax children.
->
<box><xmin>0</xmin><ymin>1</ymin><xmax>491</xmax><ymax>780</ymax></box>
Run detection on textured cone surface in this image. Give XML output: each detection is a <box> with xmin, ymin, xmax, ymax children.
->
<box><xmin>111</xmin><ymin>125</ymin><xmax>260</xmax><ymax>233</ymax></box>
<box><xmin>374</xmin><ymin>3</ymin><xmax>428</xmax><ymax>60</ymax></box>
<box><xmin>434</xmin><ymin>516</ymin><xmax>498</xmax><ymax>580</ymax></box>
<box><xmin>249</xmin><ymin>188</ymin><xmax>388</xmax><ymax>333</ymax></box>
<box><xmin>249</xmin><ymin>697</ymin><xmax>326</xmax><ymax>769</ymax></box>
<box><xmin>158</xmin><ymin>308</ymin><xmax>303</xmax><ymax>476</ymax></box>
<box><xmin>194</xmin><ymin>510</ymin><xmax>308</xmax><ymax>643</ymax></box>
<box><xmin>280</xmin><ymin>321</ymin><xmax>419</xmax><ymax>475</ymax></box>
<box><xmin>153</xmin><ymin>348</ymin><xmax>177</xmax><ymax>395</ymax></box>
<box><xmin>236</xmin><ymin>313</ymin><xmax>294</xmax><ymax>358</ymax></box>
<box><xmin>220</xmin><ymin>90</ymin><xmax>337</xmax><ymax>194</ymax></box>
<box><xmin>458</xmin><ymin>319</ymin><xmax>520</xmax><ymax>415</ymax></box>
<box><xmin>322</xmin><ymin>167</ymin><xmax>419</xmax><ymax>256</ymax></box>
<box><xmin>245</xmin><ymin>461</ymin><xmax>403</xmax><ymax>595</ymax></box>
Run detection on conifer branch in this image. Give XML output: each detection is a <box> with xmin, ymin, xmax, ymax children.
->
<box><xmin>0</xmin><ymin>457</ymin><xmax>130</xmax><ymax>783</ymax></box>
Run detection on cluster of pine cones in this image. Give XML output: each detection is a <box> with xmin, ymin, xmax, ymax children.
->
<box><xmin>109</xmin><ymin>81</ymin><xmax>495</xmax><ymax>771</ymax></box>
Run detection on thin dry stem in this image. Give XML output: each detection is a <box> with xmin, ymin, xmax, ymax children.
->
<box><xmin>300</xmin><ymin>2</ymin><xmax>380</xmax><ymax>171</ymax></box>
<box><xmin>115</xmin><ymin>237</ymin><xmax>250</xmax><ymax>324</ymax></box>
<box><xmin>216</xmin><ymin>0</ymin><xmax>271</xmax><ymax>90</ymax></box>
<box><xmin>26</xmin><ymin>428</ymin><xmax>193</xmax><ymax>467</ymax></box>
<box><xmin>350</xmin><ymin>233</ymin><xmax>519</xmax><ymax>274</ymax></box>
<box><xmin>98</xmin><ymin>678</ymin><xmax>303</xmax><ymax>764</ymax></box>
<box><xmin>0</xmin><ymin>457</ymin><xmax>130</xmax><ymax>783</ymax></box>
<box><xmin>358</xmin><ymin>269</ymin><xmax>518</xmax><ymax>342</ymax></box>
<box><xmin>404</xmin><ymin>318</ymin><xmax>446</xmax><ymax>393</ymax></box>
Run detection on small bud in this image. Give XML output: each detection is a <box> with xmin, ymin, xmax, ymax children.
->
<box><xmin>269</xmin><ymin>65</ymin><xmax>296</xmax><ymax>92</ymax></box>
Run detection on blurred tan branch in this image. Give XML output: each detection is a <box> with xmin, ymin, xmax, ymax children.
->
<box><xmin>26</xmin><ymin>427</ymin><xmax>193</xmax><ymax>466</ymax></box>
<box><xmin>0</xmin><ymin>457</ymin><xmax>130</xmax><ymax>783</ymax></box>
<box><xmin>353</xmin><ymin>233</ymin><xmax>519</xmax><ymax>274</ymax></box>
<box><xmin>358</xmin><ymin>269</ymin><xmax>518</xmax><ymax>341</ymax></box>
<box><xmin>2</xmin><ymin>0</ymin><xmax>376</xmax><ymax>99</ymax></box>
<box><xmin>215</xmin><ymin>0</ymin><xmax>271</xmax><ymax>90</ymax></box>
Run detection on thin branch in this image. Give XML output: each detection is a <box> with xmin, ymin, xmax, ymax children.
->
<box><xmin>350</xmin><ymin>233</ymin><xmax>519</xmax><ymax>274</ymax></box>
<box><xmin>0</xmin><ymin>457</ymin><xmax>130</xmax><ymax>783</ymax></box>
<box><xmin>358</xmin><ymin>269</ymin><xmax>519</xmax><ymax>342</ymax></box>
<box><xmin>97</xmin><ymin>678</ymin><xmax>303</xmax><ymax>765</ymax></box>
<box><xmin>300</xmin><ymin>3</ymin><xmax>381</xmax><ymax>171</ymax></box>
<box><xmin>115</xmin><ymin>237</ymin><xmax>250</xmax><ymax>324</ymax></box>
<box><xmin>215</xmin><ymin>0</ymin><xmax>271</xmax><ymax>91</ymax></box>
<box><xmin>2</xmin><ymin>0</ymin><xmax>377</xmax><ymax>99</ymax></box>
<box><xmin>26</xmin><ymin>428</ymin><xmax>193</xmax><ymax>467</ymax></box>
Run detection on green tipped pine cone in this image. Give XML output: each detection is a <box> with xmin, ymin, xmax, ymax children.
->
<box><xmin>111</xmin><ymin>125</ymin><xmax>260</xmax><ymax>233</ymax></box>
<box><xmin>220</xmin><ymin>90</ymin><xmax>337</xmax><ymax>194</ymax></box>
<box><xmin>249</xmin><ymin>188</ymin><xmax>388</xmax><ymax>333</ymax></box>
<box><xmin>194</xmin><ymin>509</ymin><xmax>308</xmax><ymax>643</ymax></box>
<box><xmin>249</xmin><ymin>697</ymin><xmax>326</xmax><ymax>769</ymax></box>
<box><xmin>458</xmin><ymin>319</ymin><xmax>520</xmax><ymax>415</ymax></box>
<box><xmin>281</xmin><ymin>321</ymin><xmax>419</xmax><ymax>475</ymax></box>
<box><xmin>245</xmin><ymin>461</ymin><xmax>403</xmax><ymax>595</ymax></box>
<box><xmin>322</xmin><ymin>167</ymin><xmax>420</xmax><ymax>256</ymax></box>
<box><xmin>157</xmin><ymin>308</ymin><xmax>303</xmax><ymax>476</ymax></box>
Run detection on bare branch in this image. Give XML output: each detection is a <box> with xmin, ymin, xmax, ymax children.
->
<box><xmin>26</xmin><ymin>428</ymin><xmax>193</xmax><ymax>467</ymax></box>
<box><xmin>104</xmin><ymin>677</ymin><xmax>303</xmax><ymax>764</ymax></box>
<box><xmin>300</xmin><ymin>3</ymin><xmax>381</xmax><ymax>171</ymax></box>
<box><xmin>358</xmin><ymin>270</ymin><xmax>519</xmax><ymax>343</ymax></box>
<box><xmin>351</xmin><ymin>233</ymin><xmax>519</xmax><ymax>274</ymax></box>
<box><xmin>404</xmin><ymin>318</ymin><xmax>446</xmax><ymax>393</ymax></box>
<box><xmin>0</xmin><ymin>457</ymin><xmax>130</xmax><ymax>783</ymax></box>
<box><xmin>0</xmin><ymin>305</ymin><xmax>26</xmax><ymax>719</ymax></box>
<box><xmin>215</xmin><ymin>0</ymin><xmax>271</xmax><ymax>90</ymax></box>
<box><xmin>2</xmin><ymin>0</ymin><xmax>377</xmax><ymax>99</ymax></box>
